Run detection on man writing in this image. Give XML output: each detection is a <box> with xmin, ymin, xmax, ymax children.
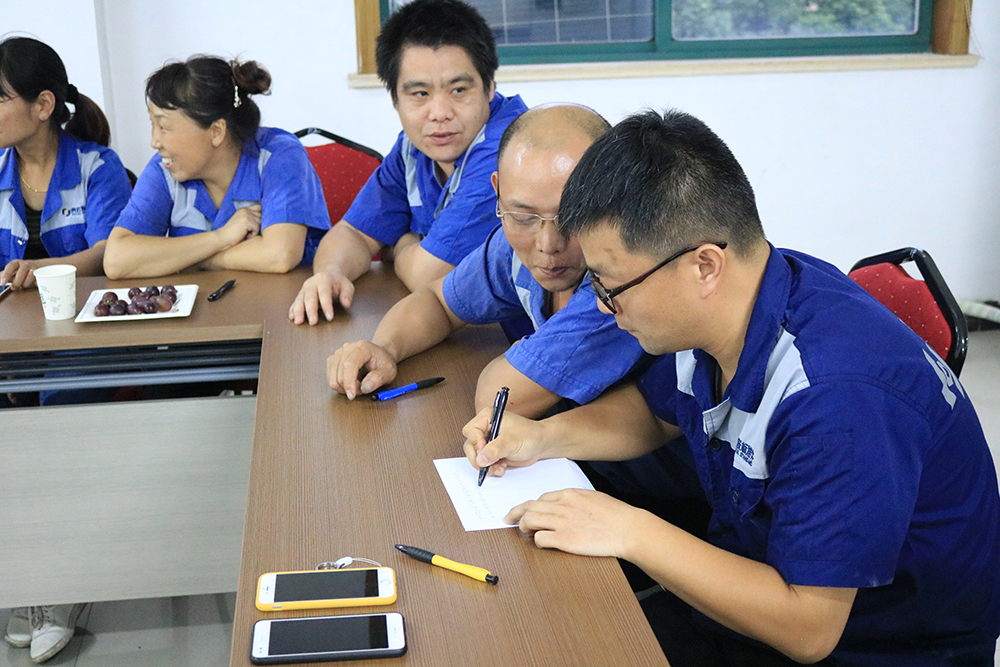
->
<box><xmin>290</xmin><ymin>0</ymin><xmax>526</xmax><ymax>325</ymax></box>
<box><xmin>465</xmin><ymin>110</ymin><xmax>1000</xmax><ymax>665</ymax></box>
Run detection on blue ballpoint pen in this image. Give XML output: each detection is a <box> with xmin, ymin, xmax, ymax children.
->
<box><xmin>478</xmin><ymin>386</ymin><xmax>509</xmax><ymax>486</ymax></box>
<box><xmin>370</xmin><ymin>377</ymin><xmax>445</xmax><ymax>401</ymax></box>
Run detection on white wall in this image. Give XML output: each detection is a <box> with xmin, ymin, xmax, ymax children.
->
<box><xmin>8</xmin><ymin>0</ymin><xmax>998</xmax><ymax>300</ymax></box>
<box><xmin>2</xmin><ymin>1</ymin><xmax>106</xmax><ymax>112</ymax></box>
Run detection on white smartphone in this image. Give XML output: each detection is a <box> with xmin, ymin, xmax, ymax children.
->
<box><xmin>250</xmin><ymin>612</ymin><xmax>406</xmax><ymax>664</ymax></box>
<box><xmin>256</xmin><ymin>568</ymin><xmax>396</xmax><ymax>611</ymax></box>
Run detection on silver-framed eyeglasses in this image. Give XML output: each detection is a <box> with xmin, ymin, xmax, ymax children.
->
<box><xmin>591</xmin><ymin>242</ymin><xmax>728</xmax><ymax>314</ymax></box>
<box><xmin>496</xmin><ymin>200</ymin><xmax>558</xmax><ymax>232</ymax></box>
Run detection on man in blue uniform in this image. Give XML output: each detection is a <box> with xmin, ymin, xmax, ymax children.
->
<box><xmin>289</xmin><ymin>0</ymin><xmax>527</xmax><ymax>325</ymax></box>
<box><xmin>465</xmin><ymin>110</ymin><xmax>1000</xmax><ymax>666</ymax></box>
<box><xmin>326</xmin><ymin>104</ymin><xmax>648</xmax><ymax>420</ymax></box>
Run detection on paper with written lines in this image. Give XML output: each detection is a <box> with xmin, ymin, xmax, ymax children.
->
<box><xmin>433</xmin><ymin>457</ymin><xmax>595</xmax><ymax>531</ymax></box>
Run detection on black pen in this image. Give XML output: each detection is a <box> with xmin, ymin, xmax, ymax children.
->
<box><xmin>370</xmin><ymin>377</ymin><xmax>445</xmax><ymax>401</ymax></box>
<box><xmin>478</xmin><ymin>386</ymin><xmax>509</xmax><ymax>486</ymax></box>
<box><xmin>207</xmin><ymin>279</ymin><xmax>235</xmax><ymax>301</ymax></box>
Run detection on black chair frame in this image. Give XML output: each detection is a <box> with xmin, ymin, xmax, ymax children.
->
<box><xmin>851</xmin><ymin>247</ymin><xmax>968</xmax><ymax>376</ymax></box>
<box><xmin>293</xmin><ymin>127</ymin><xmax>384</xmax><ymax>162</ymax></box>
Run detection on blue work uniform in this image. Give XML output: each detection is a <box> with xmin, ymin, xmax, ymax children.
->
<box><xmin>637</xmin><ymin>246</ymin><xmax>1000</xmax><ymax>665</ymax></box>
<box><xmin>443</xmin><ymin>227</ymin><xmax>701</xmax><ymax>502</ymax></box>
<box><xmin>346</xmin><ymin>92</ymin><xmax>527</xmax><ymax>266</ymax></box>
<box><xmin>442</xmin><ymin>226</ymin><xmax>647</xmax><ymax>404</ymax></box>
<box><xmin>0</xmin><ymin>132</ymin><xmax>130</xmax><ymax>265</ymax></box>
<box><xmin>115</xmin><ymin>127</ymin><xmax>330</xmax><ymax>265</ymax></box>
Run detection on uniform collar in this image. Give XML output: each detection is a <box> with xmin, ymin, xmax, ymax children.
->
<box><xmin>226</xmin><ymin>135</ymin><xmax>262</xmax><ymax>203</ymax></box>
<box><xmin>40</xmin><ymin>133</ymin><xmax>84</xmax><ymax>218</ymax></box>
<box><xmin>0</xmin><ymin>148</ymin><xmax>17</xmax><ymax>191</ymax></box>
<box><xmin>50</xmin><ymin>132</ymin><xmax>83</xmax><ymax>192</ymax></box>
<box><xmin>0</xmin><ymin>133</ymin><xmax>83</xmax><ymax>218</ymax></box>
<box><xmin>705</xmin><ymin>244</ymin><xmax>792</xmax><ymax>413</ymax></box>
<box><xmin>187</xmin><ymin>133</ymin><xmax>262</xmax><ymax>220</ymax></box>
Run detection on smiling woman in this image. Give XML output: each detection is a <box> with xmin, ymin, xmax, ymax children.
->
<box><xmin>102</xmin><ymin>55</ymin><xmax>331</xmax><ymax>280</ymax></box>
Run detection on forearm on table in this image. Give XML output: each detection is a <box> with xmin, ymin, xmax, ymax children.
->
<box><xmin>475</xmin><ymin>356</ymin><xmax>561</xmax><ymax>418</ymax></box>
<box><xmin>202</xmin><ymin>223</ymin><xmax>306</xmax><ymax>274</ymax></box>
<box><xmin>392</xmin><ymin>240</ymin><xmax>454</xmax><ymax>292</ymax></box>
<box><xmin>42</xmin><ymin>241</ymin><xmax>107</xmax><ymax>277</ymax></box>
<box><xmin>371</xmin><ymin>279</ymin><xmax>465</xmax><ymax>362</ymax></box>
<box><xmin>312</xmin><ymin>221</ymin><xmax>380</xmax><ymax>282</ymax></box>
<box><xmin>537</xmin><ymin>383</ymin><xmax>674</xmax><ymax>462</ymax></box>
<box><xmin>623</xmin><ymin>513</ymin><xmax>855</xmax><ymax>663</ymax></box>
<box><xmin>104</xmin><ymin>228</ymin><xmax>228</xmax><ymax>279</ymax></box>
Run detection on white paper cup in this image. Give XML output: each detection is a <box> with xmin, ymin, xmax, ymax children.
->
<box><xmin>34</xmin><ymin>264</ymin><xmax>77</xmax><ymax>320</ymax></box>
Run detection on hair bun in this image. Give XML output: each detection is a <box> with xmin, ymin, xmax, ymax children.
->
<box><xmin>66</xmin><ymin>83</ymin><xmax>80</xmax><ymax>105</ymax></box>
<box><xmin>230</xmin><ymin>60</ymin><xmax>271</xmax><ymax>97</ymax></box>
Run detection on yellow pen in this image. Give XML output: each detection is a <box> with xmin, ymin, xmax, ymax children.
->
<box><xmin>395</xmin><ymin>544</ymin><xmax>499</xmax><ymax>585</ymax></box>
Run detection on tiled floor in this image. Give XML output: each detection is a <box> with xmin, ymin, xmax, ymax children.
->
<box><xmin>0</xmin><ymin>594</ymin><xmax>235</xmax><ymax>667</ymax></box>
<box><xmin>3</xmin><ymin>331</ymin><xmax>999</xmax><ymax>666</ymax></box>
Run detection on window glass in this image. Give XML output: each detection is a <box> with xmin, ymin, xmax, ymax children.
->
<box><xmin>456</xmin><ymin>0</ymin><xmax>654</xmax><ymax>45</ymax></box>
<box><xmin>672</xmin><ymin>0</ymin><xmax>920</xmax><ymax>41</ymax></box>
<box><xmin>384</xmin><ymin>0</ymin><xmax>935</xmax><ymax>62</ymax></box>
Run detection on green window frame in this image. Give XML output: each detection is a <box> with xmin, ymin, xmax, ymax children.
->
<box><xmin>377</xmin><ymin>0</ymin><xmax>939</xmax><ymax>64</ymax></box>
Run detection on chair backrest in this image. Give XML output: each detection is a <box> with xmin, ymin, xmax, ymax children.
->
<box><xmin>294</xmin><ymin>128</ymin><xmax>383</xmax><ymax>225</ymax></box>
<box><xmin>849</xmin><ymin>247</ymin><xmax>968</xmax><ymax>376</ymax></box>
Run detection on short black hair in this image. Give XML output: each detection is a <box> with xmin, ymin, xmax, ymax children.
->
<box><xmin>376</xmin><ymin>0</ymin><xmax>498</xmax><ymax>104</ymax></box>
<box><xmin>558</xmin><ymin>109</ymin><xmax>765</xmax><ymax>258</ymax></box>
<box><xmin>146</xmin><ymin>55</ymin><xmax>271</xmax><ymax>147</ymax></box>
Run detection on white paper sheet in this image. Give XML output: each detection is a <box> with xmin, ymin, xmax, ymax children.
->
<box><xmin>433</xmin><ymin>457</ymin><xmax>595</xmax><ymax>531</ymax></box>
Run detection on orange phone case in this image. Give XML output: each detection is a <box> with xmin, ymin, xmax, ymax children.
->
<box><xmin>255</xmin><ymin>568</ymin><xmax>397</xmax><ymax>611</ymax></box>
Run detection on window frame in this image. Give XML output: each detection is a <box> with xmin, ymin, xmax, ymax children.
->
<box><xmin>353</xmin><ymin>0</ymin><xmax>970</xmax><ymax>75</ymax></box>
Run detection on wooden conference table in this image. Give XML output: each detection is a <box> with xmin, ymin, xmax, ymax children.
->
<box><xmin>0</xmin><ymin>266</ymin><xmax>668</xmax><ymax>666</ymax></box>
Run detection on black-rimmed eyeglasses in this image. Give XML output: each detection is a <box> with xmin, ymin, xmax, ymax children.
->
<box><xmin>590</xmin><ymin>242</ymin><xmax>728</xmax><ymax>314</ymax></box>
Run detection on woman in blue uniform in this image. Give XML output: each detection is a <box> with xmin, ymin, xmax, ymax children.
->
<box><xmin>0</xmin><ymin>36</ymin><xmax>132</xmax><ymax>664</ymax></box>
<box><xmin>0</xmin><ymin>37</ymin><xmax>131</xmax><ymax>291</ymax></box>
<box><xmin>104</xmin><ymin>56</ymin><xmax>330</xmax><ymax>278</ymax></box>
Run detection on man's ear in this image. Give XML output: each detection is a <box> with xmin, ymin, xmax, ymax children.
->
<box><xmin>210</xmin><ymin>118</ymin><xmax>228</xmax><ymax>147</ymax></box>
<box><xmin>693</xmin><ymin>244</ymin><xmax>726</xmax><ymax>297</ymax></box>
<box><xmin>491</xmin><ymin>171</ymin><xmax>499</xmax><ymax>196</ymax></box>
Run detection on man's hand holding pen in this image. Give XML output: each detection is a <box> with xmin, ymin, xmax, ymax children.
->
<box><xmin>461</xmin><ymin>405</ymin><xmax>545</xmax><ymax>480</ymax></box>
<box><xmin>327</xmin><ymin>340</ymin><xmax>399</xmax><ymax>399</ymax></box>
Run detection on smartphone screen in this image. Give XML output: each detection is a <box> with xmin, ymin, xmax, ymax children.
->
<box><xmin>273</xmin><ymin>569</ymin><xmax>377</xmax><ymax>602</ymax></box>
<box><xmin>272</xmin><ymin>614</ymin><xmax>387</xmax><ymax>654</ymax></box>
<box><xmin>256</xmin><ymin>568</ymin><xmax>396</xmax><ymax>611</ymax></box>
<box><xmin>251</xmin><ymin>613</ymin><xmax>406</xmax><ymax>663</ymax></box>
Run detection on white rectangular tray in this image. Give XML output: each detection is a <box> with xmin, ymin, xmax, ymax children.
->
<box><xmin>75</xmin><ymin>284</ymin><xmax>199</xmax><ymax>323</ymax></box>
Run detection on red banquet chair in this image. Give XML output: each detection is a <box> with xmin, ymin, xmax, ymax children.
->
<box><xmin>849</xmin><ymin>247</ymin><xmax>968</xmax><ymax>377</ymax></box>
<box><xmin>294</xmin><ymin>127</ymin><xmax>383</xmax><ymax>225</ymax></box>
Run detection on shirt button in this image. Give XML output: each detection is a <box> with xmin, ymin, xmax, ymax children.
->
<box><xmin>17</xmin><ymin>238</ymin><xmax>25</xmax><ymax>245</ymax></box>
<box><xmin>708</xmin><ymin>437</ymin><xmax>723</xmax><ymax>451</ymax></box>
<box><xmin>731</xmin><ymin>489</ymin><xmax>740</xmax><ymax>504</ymax></box>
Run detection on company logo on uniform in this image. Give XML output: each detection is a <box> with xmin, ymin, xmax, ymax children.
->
<box><xmin>735</xmin><ymin>438</ymin><xmax>754</xmax><ymax>466</ymax></box>
<box><xmin>62</xmin><ymin>206</ymin><xmax>85</xmax><ymax>217</ymax></box>
<box><xmin>923</xmin><ymin>347</ymin><xmax>964</xmax><ymax>409</ymax></box>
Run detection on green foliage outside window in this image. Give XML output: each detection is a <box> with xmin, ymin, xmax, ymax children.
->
<box><xmin>673</xmin><ymin>0</ymin><xmax>919</xmax><ymax>40</ymax></box>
